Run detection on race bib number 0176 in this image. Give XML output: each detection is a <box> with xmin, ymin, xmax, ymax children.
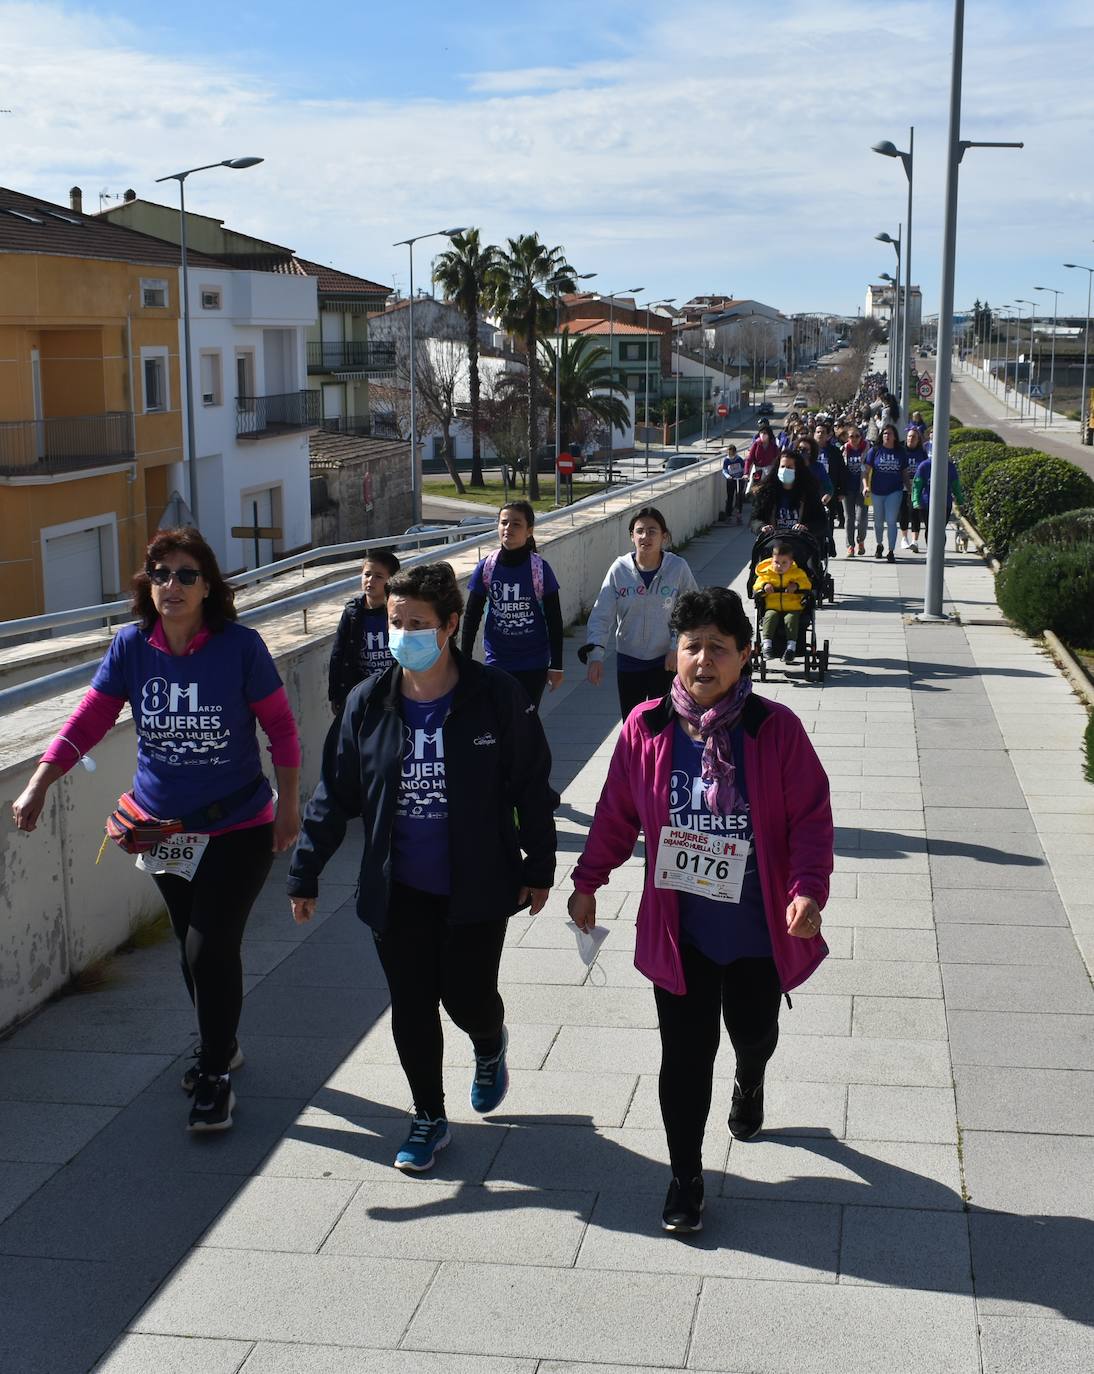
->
<box><xmin>655</xmin><ymin>825</ymin><xmax>750</xmax><ymax>904</ymax></box>
<box><xmin>135</xmin><ymin>833</ymin><xmax>210</xmax><ymax>882</ymax></box>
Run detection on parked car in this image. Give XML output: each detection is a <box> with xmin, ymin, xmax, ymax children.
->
<box><xmin>756</xmin><ymin>401</ymin><xmax>775</xmax><ymax>416</ymax></box>
<box><xmin>793</xmin><ymin>394</ymin><xmax>810</xmax><ymax>408</ymax></box>
<box><xmin>663</xmin><ymin>451</ymin><xmax>701</xmax><ymax>472</ymax></box>
<box><xmin>402</xmin><ymin>522</ymin><xmax>459</xmax><ymax>549</ymax></box>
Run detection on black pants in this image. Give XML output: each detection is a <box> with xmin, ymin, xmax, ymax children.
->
<box><xmin>617</xmin><ymin>664</ymin><xmax>672</xmax><ymax>720</ymax></box>
<box><xmin>507</xmin><ymin>667</ymin><xmax>549</xmax><ymax>710</ymax></box>
<box><xmin>724</xmin><ymin>478</ymin><xmax>746</xmax><ymax>518</ymax></box>
<box><xmin>910</xmin><ymin>507</ymin><xmax>927</xmax><ymax>537</ymax></box>
<box><xmin>153</xmin><ymin>823</ymin><xmax>274</xmax><ymax>1076</ymax></box>
<box><xmin>653</xmin><ymin>946</ymin><xmax>782</xmax><ymax>1178</ymax></box>
<box><xmin>374</xmin><ymin>883</ymin><xmax>507</xmax><ymax>1119</ymax></box>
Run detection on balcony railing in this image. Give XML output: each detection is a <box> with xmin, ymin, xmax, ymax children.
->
<box><xmin>236</xmin><ymin>390</ymin><xmax>320</xmax><ymax>440</ymax></box>
<box><xmin>317</xmin><ymin>413</ymin><xmax>401</xmax><ymax>440</ymax></box>
<box><xmin>306</xmin><ymin>340</ymin><xmax>397</xmax><ymax>374</ymax></box>
<box><xmin>0</xmin><ymin>412</ymin><xmax>135</xmax><ymax>477</ymax></box>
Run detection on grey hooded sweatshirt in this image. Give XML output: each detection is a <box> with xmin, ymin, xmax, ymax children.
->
<box><xmin>584</xmin><ymin>551</ymin><xmax>699</xmax><ymax>665</ymax></box>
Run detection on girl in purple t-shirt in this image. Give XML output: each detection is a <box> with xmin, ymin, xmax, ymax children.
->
<box><xmin>864</xmin><ymin>423</ymin><xmax>912</xmax><ymax>562</ymax></box>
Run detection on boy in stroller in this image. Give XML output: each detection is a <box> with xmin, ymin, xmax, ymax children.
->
<box><xmin>753</xmin><ymin>539</ymin><xmax>812</xmax><ymax>664</ymax></box>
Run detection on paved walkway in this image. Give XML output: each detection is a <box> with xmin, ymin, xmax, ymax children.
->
<box><xmin>2</xmin><ymin>520</ymin><xmax>1092</xmax><ymax>1373</ymax></box>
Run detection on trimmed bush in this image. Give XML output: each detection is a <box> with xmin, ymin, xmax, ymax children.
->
<box><xmin>974</xmin><ymin>453</ymin><xmax>1094</xmax><ymax>558</ymax></box>
<box><xmin>950</xmin><ymin>426</ymin><xmax>1003</xmax><ymax>447</ymax></box>
<box><xmin>996</xmin><ymin>542</ymin><xmax>1094</xmax><ymax>642</ymax></box>
<box><xmin>1085</xmin><ymin>711</ymin><xmax>1094</xmax><ymax>785</ymax></box>
<box><xmin>954</xmin><ymin>441</ymin><xmax>1008</xmax><ymax>497</ymax></box>
<box><xmin>1013</xmin><ymin>507</ymin><xmax>1094</xmax><ymax>551</ymax></box>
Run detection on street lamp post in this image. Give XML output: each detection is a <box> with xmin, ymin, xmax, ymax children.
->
<box><xmin>876</xmin><ymin>229</ymin><xmax>902</xmax><ymax>402</ymax></box>
<box><xmin>155</xmin><ymin>156</ymin><xmax>264</xmax><ymax>530</ymax></box>
<box><xmin>1035</xmin><ymin>286</ymin><xmax>1063</xmax><ymax>430</ymax></box>
<box><xmin>393</xmin><ymin>226</ymin><xmax>468</xmax><ymax>524</ymax></box>
<box><xmin>873</xmin><ymin>129</ymin><xmax>915</xmax><ymax>410</ymax></box>
<box><xmin>1063</xmin><ymin>262</ymin><xmax>1094</xmax><ymax>441</ymax></box>
<box><xmin>1016</xmin><ymin>299</ymin><xmax>1037</xmax><ymax>419</ymax></box>
<box><xmin>995</xmin><ymin>305</ymin><xmax>1015</xmax><ymax>410</ymax></box>
<box><xmin>643</xmin><ymin>299</ymin><xmax>675</xmax><ymax>474</ymax></box>
<box><xmin>550</xmin><ymin>272</ymin><xmax>596</xmax><ymax>505</ymax></box>
<box><xmin>602</xmin><ymin>287</ymin><xmax>643</xmax><ymax>486</ymax></box>
<box><xmin>921</xmin><ymin>0</ymin><xmax>1023</xmax><ymax>621</ymax></box>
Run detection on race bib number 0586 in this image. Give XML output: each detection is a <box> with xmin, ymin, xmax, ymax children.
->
<box><xmin>654</xmin><ymin>825</ymin><xmax>750</xmax><ymax>904</ymax></box>
<box><xmin>135</xmin><ymin>833</ymin><xmax>210</xmax><ymax>882</ymax></box>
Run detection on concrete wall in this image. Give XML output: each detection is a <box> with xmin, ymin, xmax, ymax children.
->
<box><xmin>0</xmin><ymin>461</ymin><xmax>725</xmax><ymax>1032</ymax></box>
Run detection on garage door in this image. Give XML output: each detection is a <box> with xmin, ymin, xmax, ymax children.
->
<box><xmin>43</xmin><ymin>526</ymin><xmax>103</xmax><ymax>613</ymax></box>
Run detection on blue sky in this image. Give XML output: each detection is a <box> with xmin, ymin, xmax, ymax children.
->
<box><xmin>2</xmin><ymin>0</ymin><xmax>1092</xmax><ymax>320</ymax></box>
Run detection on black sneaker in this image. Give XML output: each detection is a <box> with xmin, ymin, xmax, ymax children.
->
<box><xmin>662</xmin><ymin>1175</ymin><xmax>704</xmax><ymax>1233</ymax></box>
<box><xmin>188</xmin><ymin>1074</ymin><xmax>235</xmax><ymax>1132</ymax></box>
<box><xmin>874</xmin><ymin>544</ymin><xmax>884</xmax><ymax>559</ymax></box>
<box><xmin>181</xmin><ymin>1041</ymin><xmax>244</xmax><ymax>1095</ymax></box>
<box><xmin>886</xmin><ymin>549</ymin><xmax>896</xmax><ymax>564</ymax></box>
<box><xmin>728</xmin><ymin>1076</ymin><xmax>765</xmax><ymax>1140</ymax></box>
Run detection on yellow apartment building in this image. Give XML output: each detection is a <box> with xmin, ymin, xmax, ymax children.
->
<box><xmin>0</xmin><ymin>187</ymin><xmax>223</xmax><ymax>618</ymax></box>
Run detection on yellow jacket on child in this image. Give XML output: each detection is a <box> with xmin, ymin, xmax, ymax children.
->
<box><xmin>753</xmin><ymin>557</ymin><xmax>812</xmax><ymax>612</ymax></box>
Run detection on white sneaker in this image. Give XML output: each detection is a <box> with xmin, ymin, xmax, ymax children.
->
<box><xmin>900</xmin><ymin>537</ymin><xmax>911</xmax><ymax>550</ymax></box>
<box><xmin>762</xmin><ymin>640</ymin><xmax>773</xmax><ymax>658</ymax></box>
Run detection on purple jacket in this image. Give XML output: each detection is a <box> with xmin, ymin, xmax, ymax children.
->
<box><xmin>573</xmin><ymin>691</ymin><xmax>833</xmax><ymax>996</ymax></box>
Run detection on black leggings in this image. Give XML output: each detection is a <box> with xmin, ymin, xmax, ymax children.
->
<box><xmin>374</xmin><ymin>883</ymin><xmax>507</xmax><ymax>1119</ymax></box>
<box><xmin>617</xmin><ymin>664</ymin><xmax>672</xmax><ymax>720</ymax></box>
<box><xmin>507</xmin><ymin>667</ymin><xmax>549</xmax><ymax>710</ymax></box>
<box><xmin>724</xmin><ymin>478</ymin><xmax>746</xmax><ymax>517</ymax></box>
<box><xmin>654</xmin><ymin>946</ymin><xmax>782</xmax><ymax>1178</ymax></box>
<box><xmin>153</xmin><ymin>823</ymin><xmax>274</xmax><ymax>1076</ymax></box>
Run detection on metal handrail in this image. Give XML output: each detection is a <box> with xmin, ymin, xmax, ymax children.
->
<box><xmin>0</xmin><ymin>456</ymin><xmax>725</xmax><ymax>711</ymax></box>
<box><xmin>236</xmin><ymin>390</ymin><xmax>320</xmax><ymax>439</ymax></box>
<box><xmin>0</xmin><ymin>411</ymin><xmax>134</xmax><ymax>476</ymax></box>
<box><xmin>307</xmin><ymin>340</ymin><xmax>396</xmax><ymax>371</ymax></box>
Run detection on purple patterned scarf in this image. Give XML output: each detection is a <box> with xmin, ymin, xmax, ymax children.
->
<box><xmin>670</xmin><ymin>673</ymin><xmax>753</xmax><ymax>814</ymax></box>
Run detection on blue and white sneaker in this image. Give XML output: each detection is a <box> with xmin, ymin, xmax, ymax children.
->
<box><xmin>470</xmin><ymin>1026</ymin><xmax>509</xmax><ymax>1114</ymax></box>
<box><xmin>393</xmin><ymin>1115</ymin><xmax>451</xmax><ymax>1172</ymax></box>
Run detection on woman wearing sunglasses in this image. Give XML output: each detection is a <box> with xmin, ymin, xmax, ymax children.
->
<box><xmin>11</xmin><ymin>528</ymin><xmax>301</xmax><ymax>1134</ymax></box>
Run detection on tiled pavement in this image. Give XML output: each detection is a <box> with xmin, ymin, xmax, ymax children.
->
<box><xmin>2</xmin><ymin>518</ymin><xmax>1092</xmax><ymax>1373</ymax></box>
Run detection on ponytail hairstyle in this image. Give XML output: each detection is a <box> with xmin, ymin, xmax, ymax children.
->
<box><xmin>499</xmin><ymin>500</ymin><xmax>537</xmax><ymax>552</ymax></box>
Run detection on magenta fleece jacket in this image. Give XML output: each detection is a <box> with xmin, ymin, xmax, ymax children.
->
<box><xmin>572</xmin><ymin>691</ymin><xmax>834</xmax><ymax>996</ymax></box>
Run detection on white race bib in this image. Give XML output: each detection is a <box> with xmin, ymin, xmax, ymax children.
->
<box><xmin>135</xmin><ymin>833</ymin><xmax>210</xmax><ymax>882</ymax></box>
<box><xmin>655</xmin><ymin>825</ymin><xmax>750</xmax><ymax>904</ymax></box>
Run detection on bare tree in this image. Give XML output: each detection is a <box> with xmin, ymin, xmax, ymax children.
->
<box><xmin>735</xmin><ymin>319</ymin><xmax>781</xmax><ymax>392</ymax></box>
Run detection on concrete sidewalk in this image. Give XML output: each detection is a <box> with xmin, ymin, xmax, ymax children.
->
<box><xmin>2</xmin><ymin>521</ymin><xmax>1092</xmax><ymax>1373</ymax></box>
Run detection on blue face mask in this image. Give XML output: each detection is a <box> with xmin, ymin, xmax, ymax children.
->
<box><xmin>389</xmin><ymin>625</ymin><xmax>446</xmax><ymax>672</ymax></box>
<box><xmin>778</xmin><ymin>467</ymin><xmax>796</xmax><ymax>486</ymax></box>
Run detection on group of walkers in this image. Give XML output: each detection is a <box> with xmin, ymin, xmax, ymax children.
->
<box><xmin>12</xmin><ymin>475</ymin><xmax>837</xmax><ymax>1235</ymax></box>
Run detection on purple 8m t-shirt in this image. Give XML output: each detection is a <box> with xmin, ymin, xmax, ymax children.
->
<box><xmin>391</xmin><ymin>689</ymin><xmax>455</xmax><ymax>895</ymax></box>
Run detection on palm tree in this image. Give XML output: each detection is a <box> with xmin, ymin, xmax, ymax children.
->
<box><xmin>488</xmin><ymin>234</ymin><xmax>575</xmax><ymax>501</ymax></box>
<box><xmin>536</xmin><ymin>333</ymin><xmax>630</xmax><ymax>450</ymax></box>
<box><xmin>432</xmin><ymin>229</ymin><xmax>501</xmax><ymax>488</ymax></box>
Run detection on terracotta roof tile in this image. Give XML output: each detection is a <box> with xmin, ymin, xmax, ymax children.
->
<box><xmin>566</xmin><ymin>320</ymin><xmax>661</xmax><ymax>336</ymax></box>
<box><xmin>295</xmin><ymin>257</ymin><xmax>391</xmax><ymax>296</ymax></box>
<box><xmin>309</xmin><ymin>429</ymin><xmax>410</xmax><ymax>468</ymax></box>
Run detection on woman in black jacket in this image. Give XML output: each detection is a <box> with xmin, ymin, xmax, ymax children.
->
<box><xmin>289</xmin><ymin>563</ymin><xmax>557</xmax><ymax>1174</ymax></box>
<box><xmin>750</xmin><ymin>452</ymin><xmax>827</xmax><ymax>544</ymax></box>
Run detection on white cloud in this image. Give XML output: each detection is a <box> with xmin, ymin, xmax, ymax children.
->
<box><xmin>0</xmin><ymin>0</ymin><xmax>1090</xmax><ymax>314</ymax></box>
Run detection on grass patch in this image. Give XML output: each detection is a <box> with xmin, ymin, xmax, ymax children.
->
<box><xmin>423</xmin><ymin>477</ymin><xmax>610</xmax><ymax>513</ymax></box>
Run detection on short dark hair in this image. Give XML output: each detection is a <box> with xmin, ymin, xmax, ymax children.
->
<box><xmin>671</xmin><ymin>586</ymin><xmax>752</xmax><ymax>650</ymax></box>
<box><xmin>794</xmin><ymin>435</ymin><xmax>819</xmax><ymax>461</ymax></box>
<box><xmin>771</xmin><ymin>540</ymin><xmax>795</xmax><ymax>558</ymax></box>
<box><xmin>363</xmin><ymin>548</ymin><xmax>401</xmax><ymax>577</ymax></box>
<box><xmin>387</xmin><ymin>561</ymin><xmax>464</xmax><ymax>625</ymax></box>
<box><xmin>500</xmin><ymin>500</ymin><xmax>537</xmax><ymax>551</ymax></box>
<box><xmin>132</xmin><ymin>527</ymin><xmax>236</xmax><ymax>632</ymax></box>
<box><xmin>628</xmin><ymin>506</ymin><xmax>669</xmax><ymax>536</ymax></box>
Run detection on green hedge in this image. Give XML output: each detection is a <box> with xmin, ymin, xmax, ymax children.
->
<box><xmin>1085</xmin><ymin>711</ymin><xmax>1094</xmax><ymax>785</ymax></box>
<box><xmin>996</xmin><ymin>542</ymin><xmax>1094</xmax><ymax>641</ymax></box>
<box><xmin>950</xmin><ymin>426</ymin><xmax>1003</xmax><ymax>446</ymax></box>
<box><xmin>954</xmin><ymin>441</ymin><xmax>1009</xmax><ymax>496</ymax></box>
<box><xmin>1013</xmin><ymin>507</ymin><xmax>1094</xmax><ymax>551</ymax></box>
<box><xmin>973</xmin><ymin>453</ymin><xmax>1094</xmax><ymax>558</ymax></box>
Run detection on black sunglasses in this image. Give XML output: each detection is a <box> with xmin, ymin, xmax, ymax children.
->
<box><xmin>149</xmin><ymin>565</ymin><xmax>201</xmax><ymax>586</ymax></box>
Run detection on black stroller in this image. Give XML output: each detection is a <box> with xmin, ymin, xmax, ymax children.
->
<box><xmin>747</xmin><ymin>527</ymin><xmax>831</xmax><ymax>682</ymax></box>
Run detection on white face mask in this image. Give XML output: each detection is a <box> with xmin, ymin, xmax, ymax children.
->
<box><xmin>778</xmin><ymin>467</ymin><xmax>796</xmax><ymax>486</ymax></box>
<box><xmin>567</xmin><ymin>920</ymin><xmax>609</xmax><ymax>967</ymax></box>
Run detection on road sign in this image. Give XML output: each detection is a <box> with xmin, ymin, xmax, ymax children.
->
<box><xmin>1029</xmin><ymin>383</ymin><xmax>1044</xmax><ymax>398</ymax></box>
<box><xmin>557</xmin><ymin>454</ymin><xmax>575</xmax><ymax>476</ymax></box>
<box><xmin>716</xmin><ymin>403</ymin><xmax>729</xmax><ymax>417</ymax></box>
<box><xmin>917</xmin><ymin>376</ymin><xmax>933</xmax><ymax>399</ymax></box>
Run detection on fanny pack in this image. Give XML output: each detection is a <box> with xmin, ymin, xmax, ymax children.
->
<box><xmin>104</xmin><ymin>776</ymin><xmax>267</xmax><ymax>854</ymax></box>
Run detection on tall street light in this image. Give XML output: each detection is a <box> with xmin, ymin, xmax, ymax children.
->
<box><xmin>600</xmin><ymin>287</ymin><xmax>643</xmax><ymax>485</ymax></box>
<box><xmin>643</xmin><ymin>299</ymin><xmax>675</xmax><ymax>474</ymax></box>
<box><xmin>995</xmin><ymin>304</ymin><xmax>1016</xmax><ymax>409</ymax></box>
<box><xmin>393</xmin><ymin>226</ymin><xmax>468</xmax><ymax>523</ymax></box>
<box><xmin>1035</xmin><ymin>285</ymin><xmax>1063</xmax><ymax>430</ymax></box>
<box><xmin>155</xmin><ymin>156</ymin><xmax>264</xmax><ymax>530</ymax></box>
<box><xmin>921</xmin><ymin>0</ymin><xmax>1022</xmax><ymax>621</ymax></box>
<box><xmin>1015</xmin><ymin>299</ymin><xmax>1037</xmax><ymax>419</ymax></box>
<box><xmin>876</xmin><ymin>229</ymin><xmax>902</xmax><ymax>403</ymax></box>
<box><xmin>1064</xmin><ymin>262</ymin><xmax>1094</xmax><ymax>441</ymax></box>
<box><xmin>551</xmin><ymin>271</ymin><xmax>596</xmax><ymax>505</ymax></box>
<box><xmin>873</xmin><ymin>130</ymin><xmax>915</xmax><ymax>414</ymax></box>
